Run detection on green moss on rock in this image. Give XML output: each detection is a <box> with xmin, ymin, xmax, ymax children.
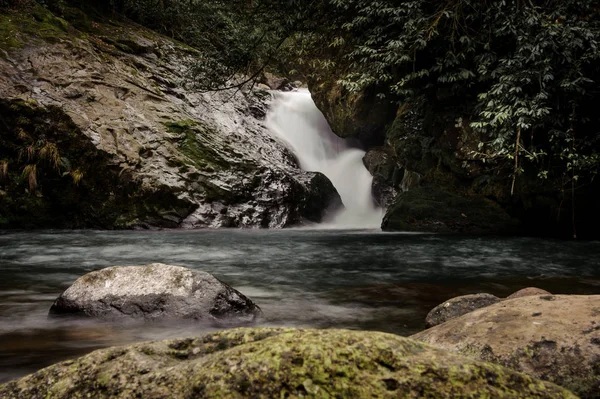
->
<box><xmin>0</xmin><ymin>328</ymin><xmax>577</xmax><ymax>398</ymax></box>
<box><xmin>165</xmin><ymin>119</ymin><xmax>234</xmax><ymax>171</ymax></box>
<box><xmin>0</xmin><ymin>3</ymin><xmax>71</xmax><ymax>51</ymax></box>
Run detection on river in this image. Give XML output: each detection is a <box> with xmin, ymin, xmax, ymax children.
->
<box><xmin>1</xmin><ymin>229</ymin><xmax>599</xmax><ymax>382</ymax></box>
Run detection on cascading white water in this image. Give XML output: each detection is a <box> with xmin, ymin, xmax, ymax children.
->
<box><xmin>266</xmin><ymin>89</ymin><xmax>383</xmax><ymax>228</ymax></box>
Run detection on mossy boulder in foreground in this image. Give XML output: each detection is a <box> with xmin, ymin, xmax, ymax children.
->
<box><xmin>0</xmin><ymin>328</ymin><xmax>576</xmax><ymax>398</ymax></box>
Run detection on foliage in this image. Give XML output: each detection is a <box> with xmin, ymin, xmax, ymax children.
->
<box><xmin>329</xmin><ymin>0</ymin><xmax>600</xmax><ymax>196</ymax></box>
<box><xmin>53</xmin><ymin>0</ymin><xmax>328</xmax><ymax>90</ymax></box>
<box><xmin>0</xmin><ymin>100</ymin><xmax>83</xmax><ymax>194</ymax></box>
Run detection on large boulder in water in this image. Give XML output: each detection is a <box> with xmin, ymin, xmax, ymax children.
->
<box><xmin>0</xmin><ymin>327</ymin><xmax>576</xmax><ymax>398</ymax></box>
<box><xmin>48</xmin><ymin>264</ymin><xmax>261</xmax><ymax>323</ymax></box>
<box><xmin>382</xmin><ymin>186</ymin><xmax>519</xmax><ymax>234</ymax></box>
<box><xmin>412</xmin><ymin>295</ymin><xmax>600</xmax><ymax>398</ymax></box>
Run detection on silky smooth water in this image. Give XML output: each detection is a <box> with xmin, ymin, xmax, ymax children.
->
<box><xmin>266</xmin><ymin>90</ymin><xmax>383</xmax><ymax>228</ymax></box>
<box><xmin>1</xmin><ymin>229</ymin><xmax>599</xmax><ymax>382</ymax></box>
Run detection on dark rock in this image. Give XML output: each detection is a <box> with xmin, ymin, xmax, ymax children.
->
<box><xmin>400</xmin><ymin>169</ymin><xmax>421</xmax><ymax>192</ymax></box>
<box><xmin>49</xmin><ymin>264</ymin><xmax>262</xmax><ymax>323</ymax></box>
<box><xmin>363</xmin><ymin>147</ymin><xmax>399</xmax><ymax>207</ymax></box>
<box><xmin>384</xmin><ymin>98</ymin><xmax>435</xmax><ymax>176</ymax></box>
<box><xmin>0</xmin><ymin>328</ymin><xmax>577</xmax><ymax>399</ymax></box>
<box><xmin>309</xmin><ymin>80</ymin><xmax>397</xmax><ymax>148</ymax></box>
<box><xmin>261</xmin><ymin>72</ymin><xmax>290</xmax><ymax>91</ymax></box>
<box><xmin>363</xmin><ymin>147</ymin><xmax>396</xmax><ymax>182</ymax></box>
<box><xmin>507</xmin><ymin>287</ymin><xmax>552</xmax><ymax>300</ymax></box>
<box><xmin>412</xmin><ymin>295</ymin><xmax>600</xmax><ymax>398</ymax></box>
<box><xmin>381</xmin><ymin>186</ymin><xmax>520</xmax><ymax>234</ymax></box>
<box><xmin>296</xmin><ymin>171</ymin><xmax>344</xmax><ymax>223</ymax></box>
<box><xmin>425</xmin><ymin>293</ymin><xmax>501</xmax><ymax>328</ymax></box>
<box><xmin>371</xmin><ymin>176</ymin><xmax>397</xmax><ymax>208</ymax></box>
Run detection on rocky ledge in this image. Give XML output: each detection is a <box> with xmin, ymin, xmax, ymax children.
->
<box><xmin>49</xmin><ymin>263</ymin><xmax>262</xmax><ymax>323</ymax></box>
<box><xmin>0</xmin><ymin>327</ymin><xmax>576</xmax><ymax>398</ymax></box>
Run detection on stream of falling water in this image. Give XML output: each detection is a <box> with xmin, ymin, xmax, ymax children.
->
<box><xmin>266</xmin><ymin>89</ymin><xmax>383</xmax><ymax>228</ymax></box>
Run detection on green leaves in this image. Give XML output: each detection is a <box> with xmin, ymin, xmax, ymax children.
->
<box><xmin>328</xmin><ymin>0</ymin><xmax>599</xmax><ymax>189</ymax></box>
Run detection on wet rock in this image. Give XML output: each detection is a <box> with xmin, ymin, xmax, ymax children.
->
<box><xmin>371</xmin><ymin>176</ymin><xmax>397</xmax><ymax>209</ymax></box>
<box><xmin>0</xmin><ymin>328</ymin><xmax>576</xmax><ymax>399</ymax></box>
<box><xmin>400</xmin><ymin>169</ymin><xmax>421</xmax><ymax>192</ymax></box>
<box><xmin>298</xmin><ymin>171</ymin><xmax>344</xmax><ymax>223</ymax></box>
<box><xmin>412</xmin><ymin>295</ymin><xmax>600</xmax><ymax>398</ymax></box>
<box><xmin>507</xmin><ymin>287</ymin><xmax>552</xmax><ymax>299</ymax></box>
<box><xmin>382</xmin><ymin>186</ymin><xmax>520</xmax><ymax>234</ymax></box>
<box><xmin>363</xmin><ymin>147</ymin><xmax>399</xmax><ymax>207</ymax></box>
<box><xmin>49</xmin><ymin>264</ymin><xmax>262</xmax><ymax>323</ymax></box>
<box><xmin>309</xmin><ymin>80</ymin><xmax>397</xmax><ymax>148</ymax></box>
<box><xmin>261</xmin><ymin>72</ymin><xmax>290</xmax><ymax>91</ymax></box>
<box><xmin>363</xmin><ymin>148</ymin><xmax>396</xmax><ymax>182</ymax></box>
<box><xmin>425</xmin><ymin>293</ymin><xmax>501</xmax><ymax>328</ymax></box>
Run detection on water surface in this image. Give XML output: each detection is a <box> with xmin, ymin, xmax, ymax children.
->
<box><xmin>1</xmin><ymin>229</ymin><xmax>599</xmax><ymax>382</ymax></box>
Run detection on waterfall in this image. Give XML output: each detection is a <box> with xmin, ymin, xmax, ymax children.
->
<box><xmin>266</xmin><ymin>89</ymin><xmax>383</xmax><ymax>228</ymax></box>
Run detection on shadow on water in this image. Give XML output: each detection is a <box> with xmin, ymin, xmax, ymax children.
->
<box><xmin>1</xmin><ymin>229</ymin><xmax>599</xmax><ymax>382</ymax></box>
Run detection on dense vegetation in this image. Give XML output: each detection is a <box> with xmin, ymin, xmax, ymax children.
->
<box><xmin>329</xmin><ymin>0</ymin><xmax>600</xmax><ymax>238</ymax></box>
<box><xmin>332</xmin><ymin>0</ymin><xmax>598</xmax><ymax>237</ymax></box>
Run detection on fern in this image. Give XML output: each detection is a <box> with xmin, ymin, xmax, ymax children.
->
<box><xmin>22</xmin><ymin>164</ymin><xmax>37</xmax><ymax>191</ymax></box>
<box><xmin>0</xmin><ymin>160</ymin><xmax>7</xmax><ymax>179</ymax></box>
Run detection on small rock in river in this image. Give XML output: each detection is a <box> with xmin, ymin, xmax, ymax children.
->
<box><xmin>507</xmin><ymin>287</ymin><xmax>552</xmax><ymax>299</ymax></box>
<box><xmin>425</xmin><ymin>293</ymin><xmax>501</xmax><ymax>328</ymax></box>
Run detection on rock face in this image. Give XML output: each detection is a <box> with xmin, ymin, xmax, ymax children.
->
<box><xmin>362</xmin><ymin>147</ymin><xmax>400</xmax><ymax>208</ymax></box>
<box><xmin>412</xmin><ymin>295</ymin><xmax>600</xmax><ymax>398</ymax></box>
<box><xmin>382</xmin><ymin>186</ymin><xmax>520</xmax><ymax>233</ymax></box>
<box><xmin>0</xmin><ymin>5</ymin><xmax>341</xmax><ymax>229</ymax></box>
<box><xmin>425</xmin><ymin>293</ymin><xmax>501</xmax><ymax>328</ymax></box>
<box><xmin>309</xmin><ymin>79</ymin><xmax>397</xmax><ymax>148</ymax></box>
<box><xmin>49</xmin><ymin>264</ymin><xmax>262</xmax><ymax>323</ymax></box>
<box><xmin>0</xmin><ymin>328</ymin><xmax>576</xmax><ymax>399</ymax></box>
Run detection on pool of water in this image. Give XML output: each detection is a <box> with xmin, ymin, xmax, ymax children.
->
<box><xmin>1</xmin><ymin>229</ymin><xmax>599</xmax><ymax>382</ymax></box>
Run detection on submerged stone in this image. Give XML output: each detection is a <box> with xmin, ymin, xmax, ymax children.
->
<box><xmin>0</xmin><ymin>328</ymin><xmax>576</xmax><ymax>399</ymax></box>
<box><xmin>48</xmin><ymin>263</ymin><xmax>262</xmax><ymax>323</ymax></box>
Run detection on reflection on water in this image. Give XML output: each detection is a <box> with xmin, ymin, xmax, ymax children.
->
<box><xmin>1</xmin><ymin>229</ymin><xmax>599</xmax><ymax>382</ymax></box>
